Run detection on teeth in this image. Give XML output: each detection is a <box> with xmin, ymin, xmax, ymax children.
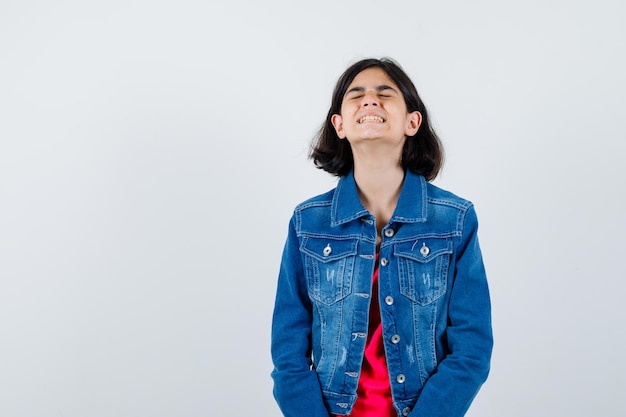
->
<box><xmin>359</xmin><ymin>115</ymin><xmax>384</xmax><ymax>124</ymax></box>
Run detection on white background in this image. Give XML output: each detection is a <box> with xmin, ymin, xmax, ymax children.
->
<box><xmin>1</xmin><ymin>1</ymin><xmax>625</xmax><ymax>416</ymax></box>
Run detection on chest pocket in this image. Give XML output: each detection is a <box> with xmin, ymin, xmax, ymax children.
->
<box><xmin>300</xmin><ymin>237</ymin><xmax>357</xmax><ymax>305</ymax></box>
<box><xmin>395</xmin><ymin>237</ymin><xmax>453</xmax><ymax>305</ymax></box>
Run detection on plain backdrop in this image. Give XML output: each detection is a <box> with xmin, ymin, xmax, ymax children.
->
<box><xmin>1</xmin><ymin>1</ymin><xmax>625</xmax><ymax>416</ymax></box>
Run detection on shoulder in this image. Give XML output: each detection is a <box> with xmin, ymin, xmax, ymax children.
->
<box><xmin>424</xmin><ymin>182</ymin><xmax>480</xmax><ymax>236</ymax></box>
<box><xmin>294</xmin><ymin>188</ymin><xmax>336</xmax><ymax>212</ymax></box>
<box><xmin>426</xmin><ymin>182</ymin><xmax>474</xmax><ymax>212</ymax></box>
<box><xmin>287</xmin><ymin>187</ymin><xmax>338</xmax><ymax>236</ymax></box>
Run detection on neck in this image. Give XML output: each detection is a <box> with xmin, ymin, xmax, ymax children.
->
<box><xmin>353</xmin><ymin>159</ymin><xmax>405</xmax><ymax>231</ymax></box>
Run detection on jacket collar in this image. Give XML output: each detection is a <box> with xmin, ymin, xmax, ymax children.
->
<box><xmin>331</xmin><ymin>170</ymin><xmax>427</xmax><ymax>227</ymax></box>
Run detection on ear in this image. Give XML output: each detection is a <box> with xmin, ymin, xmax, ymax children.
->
<box><xmin>331</xmin><ymin>114</ymin><xmax>346</xmax><ymax>139</ymax></box>
<box><xmin>405</xmin><ymin>111</ymin><xmax>422</xmax><ymax>137</ymax></box>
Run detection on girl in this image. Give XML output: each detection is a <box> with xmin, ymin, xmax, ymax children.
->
<box><xmin>271</xmin><ymin>58</ymin><xmax>492</xmax><ymax>417</ymax></box>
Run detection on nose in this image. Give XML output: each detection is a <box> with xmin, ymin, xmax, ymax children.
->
<box><xmin>361</xmin><ymin>91</ymin><xmax>379</xmax><ymax>107</ymax></box>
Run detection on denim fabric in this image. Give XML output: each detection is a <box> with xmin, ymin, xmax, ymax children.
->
<box><xmin>271</xmin><ymin>170</ymin><xmax>492</xmax><ymax>417</ymax></box>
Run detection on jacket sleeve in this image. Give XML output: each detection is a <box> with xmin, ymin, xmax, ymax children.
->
<box><xmin>271</xmin><ymin>215</ymin><xmax>330</xmax><ymax>417</ymax></box>
<box><xmin>409</xmin><ymin>204</ymin><xmax>493</xmax><ymax>417</ymax></box>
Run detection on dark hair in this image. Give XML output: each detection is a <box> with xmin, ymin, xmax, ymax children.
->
<box><xmin>309</xmin><ymin>58</ymin><xmax>443</xmax><ymax>181</ymax></box>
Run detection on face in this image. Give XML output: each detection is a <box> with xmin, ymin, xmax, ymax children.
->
<box><xmin>331</xmin><ymin>67</ymin><xmax>421</xmax><ymax>148</ymax></box>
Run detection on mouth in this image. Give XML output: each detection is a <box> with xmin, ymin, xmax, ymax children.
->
<box><xmin>358</xmin><ymin>115</ymin><xmax>385</xmax><ymax>124</ymax></box>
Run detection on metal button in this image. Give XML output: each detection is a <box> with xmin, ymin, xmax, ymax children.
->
<box><xmin>396</xmin><ymin>374</ymin><xmax>406</xmax><ymax>383</ymax></box>
<box><xmin>384</xmin><ymin>228</ymin><xmax>394</xmax><ymax>237</ymax></box>
<box><xmin>391</xmin><ymin>334</ymin><xmax>400</xmax><ymax>344</ymax></box>
<box><xmin>380</xmin><ymin>258</ymin><xmax>389</xmax><ymax>267</ymax></box>
<box><xmin>323</xmin><ymin>244</ymin><xmax>332</xmax><ymax>257</ymax></box>
<box><xmin>420</xmin><ymin>243</ymin><xmax>430</xmax><ymax>257</ymax></box>
<box><xmin>402</xmin><ymin>407</ymin><xmax>411</xmax><ymax>416</ymax></box>
<box><xmin>384</xmin><ymin>296</ymin><xmax>394</xmax><ymax>305</ymax></box>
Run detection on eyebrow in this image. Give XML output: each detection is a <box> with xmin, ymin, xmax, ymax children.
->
<box><xmin>345</xmin><ymin>85</ymin><xmax>398</xmax><ymax>95</ymax></box>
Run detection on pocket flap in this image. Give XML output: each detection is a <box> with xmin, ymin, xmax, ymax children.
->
<box><xmin>301</xmin><ymin>237</ymin><xmax>358</xmax><ymax>263</ymax></box>
<box><xmin>394</xmin><ymin>238</ymin><xmax>452</xmax><ymax>263</ymax></box>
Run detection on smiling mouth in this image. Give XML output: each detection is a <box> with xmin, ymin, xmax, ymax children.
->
<box><xmin>358</xmin><ymin>115</ymin><xmax>385</xmax><ymax>124</ymax></box>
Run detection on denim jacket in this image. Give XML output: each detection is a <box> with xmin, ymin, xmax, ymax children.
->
<box><xmin>271</xmin><ymin>170</ymin><xmax>492</xmax><ymax>417</ymax></box>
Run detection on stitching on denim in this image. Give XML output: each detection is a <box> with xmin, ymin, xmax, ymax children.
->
<box><xmin>427</xmin><ymin>197</ymin><xmax>471</xmax><ymax>211</ymax></box>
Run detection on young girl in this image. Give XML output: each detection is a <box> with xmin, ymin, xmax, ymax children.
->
<box><xmin>271</xmin><ymin>58</ymin><xmax>492</xmax><ymax>417</ymax></box>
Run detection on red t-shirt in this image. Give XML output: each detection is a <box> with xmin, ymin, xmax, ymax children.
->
<box><xmin>334</xmin><ymin>256</ymin><xmax>395</xmax><ymax>416</ymax></box>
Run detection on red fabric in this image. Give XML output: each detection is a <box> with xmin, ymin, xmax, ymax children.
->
<box><xmin>334</xmin><ymin>256</ymin><xmax>395</xmax><ymax>416</ymax></box>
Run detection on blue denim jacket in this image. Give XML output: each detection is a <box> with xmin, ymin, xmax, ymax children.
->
<box><xmin>271</xmin><ymin>170</ymin><xmax>492</xmax><ymax>417</ymax></box>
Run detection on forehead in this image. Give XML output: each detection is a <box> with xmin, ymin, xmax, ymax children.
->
<box><xmin>346</xmin><ymin>67</ymin><xmax>398</xmax><ymax>90</ymax></box>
